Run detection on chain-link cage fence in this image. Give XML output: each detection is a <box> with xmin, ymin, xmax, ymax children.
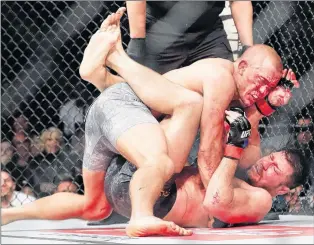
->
<box><xmin>1</xmin><ymin>1</ymin><xmax>313</xmax><ymax>216</ymax></box>
<box><xmin>252</xmin><ymin>1</ymin><xmax>314</xmax><ymax>215</ymax></box>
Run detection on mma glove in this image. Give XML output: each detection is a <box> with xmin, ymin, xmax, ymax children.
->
<box><xmin>255</xmin><ymin>73</ymin><xmax>295</xmax><ymax>117</ymax></box>
<box><xmin>126</xmin><ymin>38</ymin><xmax>146</xmax><ymax>64</ymax></box>
<box><xmin>224</xmin><ymin>107</ymin><xmax>252</xmax><ymax>160</ymax></box>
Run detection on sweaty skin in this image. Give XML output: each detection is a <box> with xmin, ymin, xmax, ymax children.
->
<box><xmin>0</xmin><ymin>8</ymin><xmax>298</xmax><ymax>234</ymax></box>
<box><xmin>81</xmin><ymin>8</ymin><xmax>284</xmax><ymax>201</ymax></box>
<box><xmin>107</xmin><ymin>43</ymin><xmax>283</xmax><ymax>193</ymax></box>
<box><xmin>83</xmin><ymin>7</ymin><xmax>288</xmax><ymax>229</ymax></box>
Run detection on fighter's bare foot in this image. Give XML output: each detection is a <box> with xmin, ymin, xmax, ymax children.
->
<box><xmin>126</xmin><ymin>216</ymin><xmax>193</xmax><ymax>237</ymax></box>
<box><xmin>79</xmin><ymin>9</ymin><xmax>125</xmax><ymax>90</ymax></box>
<box><xmin>105</xmin><ymin>7</ymin><xmax>126</xmax><ymax>54</ymax></box>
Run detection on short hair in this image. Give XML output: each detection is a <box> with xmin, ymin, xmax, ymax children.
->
<box><xmin>282</xmin><ymin>148</ymin><xmax>309</xmax><ymax>188</ymax></box>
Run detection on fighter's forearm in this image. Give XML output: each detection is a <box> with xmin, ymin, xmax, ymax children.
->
<box><xmin>197</xmin><ymin>79</ymin><xmax>235</xmax><ymax>188</ymax></box>
<box><xmin>203</xmin><ymin>157</ymin><xmax>238</xmax><ymax>210</ymax></box>
<box><xmin>240</xmin><ymin>104</ymin><xmax>264</xmax><ymax>168</ymax></box>
<box><xmin>230</xmin><ymin>1</ymin><xmax>253</xmax><ymax>46</ymax></box>
<box><xmin>126</xmin><ymin>1</ymin><xmax>146</xmax><ymax>38</ymax></box>
<box><xmin>197</xmin><ymin>124</ymin><xmax>224</xmax><ymax>187</ymax></box>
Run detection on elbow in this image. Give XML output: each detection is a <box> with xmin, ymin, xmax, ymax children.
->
<box><xmin>203</xmin><ymin>194</ymin><xmax>230</xmax><ymax>215</ymax></box>
<box><xmin>203</xmin><ymin>200</ymin><xmax>229</xmax><ymax>222</ymax></box>
<box><xmin>203</xmin><ymin>190</ymin><xmax>234</xmax><ymax>220</ymax></box>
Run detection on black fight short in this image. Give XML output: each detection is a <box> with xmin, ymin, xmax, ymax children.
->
<box><xmin>105</xmin><ymin>155</ymin><xmax>177</xmax><ymax>219</ymax></box>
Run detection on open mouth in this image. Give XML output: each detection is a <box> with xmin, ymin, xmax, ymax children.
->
<box><xmin>244</xmin><ymin>92</ymin><xmax>260</xmax><ymax>106</ymax></box>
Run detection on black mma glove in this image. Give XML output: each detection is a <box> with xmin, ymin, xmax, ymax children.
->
<box><xmin>224</xmin><ymin>107</ymin><xmax>251</xmax><ymax>160</ymax></box>
<box><xmin>126</xmin><ymin>38</ymin><xmax>146</xmax><ymax>64</ymax></box>
<box><xmin>255</xmin><ymin>71</ymin><xmax>296</xmax><ymax>117</ymax></box>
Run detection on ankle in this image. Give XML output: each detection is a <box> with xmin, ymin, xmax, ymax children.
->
<box><xmin>130</xmin><ymin>212</ymin><xmax>154</xmax><ymax>220</ymax></box>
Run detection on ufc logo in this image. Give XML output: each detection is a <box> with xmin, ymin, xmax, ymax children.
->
<box><xmin>241</xmin><ymin>130</ymin><xmax>251</xmax><ymax>138</ymax></box>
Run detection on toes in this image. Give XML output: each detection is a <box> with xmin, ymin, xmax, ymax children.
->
<box><xmin>113</xmin><ymin>14</ymin><xmax>119</xmax><ymax>25</ymax></box>
<box><xmin>107</xmin><ymin>24</ymin><xmax>114</xmax><ymax>32</ymax></box>
<box><xmin>117</xmin><ymin>7</ymin><xmax>126</xmax><ymax>14</ymax></box>
<box><xmin>166</xmin><ymin>222</ymin><xmax>192</xmax><ymax>236</ymax></box>
<box><xmin>115</xmin><ymin>7</ymin><xmax>126</xmax><ymax>25</ymax></box>
<box><xmin>100</xmin><ymin>19</ymin><xmax>108</xmax><ymax>29</ymax></box>
<box><xmin>101</xmin><ymin>7</ymin><xmax>125</xmax><ymax>30</ymax></box>
<box><xmin>116</xmin><ymin>7</ymin><xmax>126</xmax><ymax>20</ymax></box>
<box><xmin>183</xmin><ymin>229</ymin><xmax>193</xmax><ymax>236</ymax></box>
<box><xmin>175</xmin><ymin>226</ymin><xmax>192</xmax><ymax>236</ymax></box>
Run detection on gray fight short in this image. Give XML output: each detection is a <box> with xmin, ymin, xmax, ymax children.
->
<box><xmin>83</xmin><ymin>83</ymin><xmax>158</xmax><ymax>171</ymax></box>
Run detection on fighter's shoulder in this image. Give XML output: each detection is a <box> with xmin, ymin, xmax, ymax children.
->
<box><xmin>191</xmin><ymin>58</ymin><xmax>234</xmax><ymax>81</ymax></box>
<box><xmin>247</xmin><ymin>186</ymin><xmax>273</xmax><ymax>211</ymax></box>
<box><xmin>251</xmin><ymin>188</ymin><xmax>273</xmax><ymax>220</ymax></box>
<box><xmin>234</xmin><ymin>179</ymin><xmax>272</xmax><ymax>203</ymax></box>
<box><xmin>192</xmin><ymin>58</ymin><xmax>232</xmax><ymax>71</ymax></box>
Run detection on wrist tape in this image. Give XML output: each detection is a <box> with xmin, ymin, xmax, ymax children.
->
<box><xmin>255</xmin><ymin>96</ymin><xmax>276</xmax><ymax>116</ymax></box>
<box><xmin>224</xmin><ymin>145</ymin><xmax>243</xmax><ymax>160</ymax></box>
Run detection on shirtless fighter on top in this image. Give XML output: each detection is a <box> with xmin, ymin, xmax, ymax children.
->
<box><xmin>2</xmin><ymin>8</ymin><xmax>302</xmax><ymax>237</ymax></box>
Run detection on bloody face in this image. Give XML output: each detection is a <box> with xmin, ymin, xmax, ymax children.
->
<box><xmin>239</xmin><ymin>66</ymin><xmax>281</xmax><ymax>107</ymax></box>
<box><xmin>247</xmin><ymin>151</ymin><xmax>294</xmax><ymax>194</ymax></box>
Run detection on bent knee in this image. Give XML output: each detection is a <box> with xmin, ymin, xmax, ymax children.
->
<box><xmin>141</xmin><ymin>154</ymin><xmax>176</xmax><ymax>180</ymax></box>
<box><xmin>82</xmin><ymin>199</ymin><xmax>112</xmax><ymax>221</ymax></box>
<box><xmin>82</xmin><ymin>205</ymin><xmax>112</xmax><ymax>221</ymax></box>
<box><xmin>83</xmin><ymin>210</ymin><xmax>111</xmax><ymax>221</ymax></box>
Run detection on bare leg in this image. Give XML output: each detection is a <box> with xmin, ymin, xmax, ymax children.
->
<box><xmin>116</xmin><ymin>124</ymin><xmax>192</xmax><ymax>237</ymax></box>
<box><xmin>2</xmin><ymin>193</ymin><xmax>85</xmax><ymax>225</ymax></box>
<box><xmin>1</xmin><ymin>13</ymin><xmax>125</xmax><ymax>227</ymax></box>
<box><xmin>107</xmin><ymin>9</ymin><xmax>202</xmax><ymax>170</ymax></box>
<box><xmin>102</xmin><ymin>9</ymin><xmax>202</xmax><ymax>237</ymax></box>
<box><xmin>1</xmin><ymin>171</ymin><xmax>112</xmax><ymax>226</ymax></box>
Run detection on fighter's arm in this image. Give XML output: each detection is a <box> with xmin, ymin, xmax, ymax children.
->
<box><xmin>204</xmin><ymin>157</ymin><xmax>272</xmax><ymax>224</ymax></box>
<box><xmin>126</xmin><ymin>1</ymin><xmax>146</xmax><ymax>38</ymax></box>
<box><xmin>164</xmin><ymin>64</ymin><xmax>235</xmax><ymax>187</ymax></box>
<box><xmin>203</xmin><ymin>111</ymin><xmax>272</xmax><ymax>224</ymax></box>
<box><xmin>197</xmin><ymin>73</ymin><xmax>236</xmax><ymax>187</ymax></box>
<box><xmin>239</xmin><ymin>105</ymin><xmax>263</xmax><ymax>169</ymax></box>
<box><xmin>229</xmin><ymin>1</ymin><xmax>253</xmax><ymax>46</ymax></box>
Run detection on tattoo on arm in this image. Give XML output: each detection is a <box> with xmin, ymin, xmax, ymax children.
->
<box><xmin>211</xmin><ymin>191</ymin><xmax>220</xmax><ymax>205</ymax></box>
